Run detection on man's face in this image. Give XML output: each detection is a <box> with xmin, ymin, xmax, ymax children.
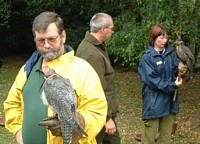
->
<box><xmin>34</xmin><ymin>23</ymin><xmax>66</xmax><ymax>62</ymax></box>
<box><xmin>103</xmin><ymin>18</ymin><xmax>114</xmax><ymax>42</ymax></box>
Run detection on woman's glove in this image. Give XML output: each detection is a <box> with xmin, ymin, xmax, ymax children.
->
<box><xmin>178</xmin><ymin>62</ymin><xmax>187</xmax><ymax>80</ymax></box>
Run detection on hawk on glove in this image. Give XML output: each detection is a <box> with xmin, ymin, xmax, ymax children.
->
<box><xmin>40</xmin><ymin>67</ymin><xmax>88</xmax><ymax>144</ymax></box>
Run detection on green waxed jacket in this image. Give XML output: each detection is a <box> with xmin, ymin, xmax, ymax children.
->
<box><xmin>76</xmin><ymin>31</ymin><xmax>119</xmax><ymax>120</ymax></box>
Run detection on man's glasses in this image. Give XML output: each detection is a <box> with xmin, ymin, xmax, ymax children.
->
<box><xmin>35</xmin><ymin>35</ymin><xmax>60</xmax><ymax>47</ymax></box>
<box><xmin>105</xmin><ymin>27</ymin><xmax>114</xmax><ymax>31</ymax></box>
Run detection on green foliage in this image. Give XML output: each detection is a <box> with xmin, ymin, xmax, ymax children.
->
<box><xmin>66</xmin><ymin>26</ymin><xmax>89</xmax><ymax>50</ymax></box>
<box><xmin>0</xmin><ymin>0</ymin><xmax>199</xmax><ymax>68</ymax></box>
<box><xmin>0</xmin><ymin>0</ymin><xmax>11</xmax><ymax>28</ymax></box>
<box><xmin>107</xmin><ymin>0</ymin><xmax>199</xmax><ymax>68</ymax></box>
<box><xmin>107</xmin><ymin>11</ymin><xmax>150</xmax><ymax>67</ymax></box>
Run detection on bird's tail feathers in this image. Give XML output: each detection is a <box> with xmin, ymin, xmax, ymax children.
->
<box><xmin>185</xmin><ymin>67</ymin><xmax>193</xmax><ymax>82</ymax></box>
<box><xmin>67</xmin><ymin>117</ymin><xmax>88</xmax><ymax>137</ymax></box>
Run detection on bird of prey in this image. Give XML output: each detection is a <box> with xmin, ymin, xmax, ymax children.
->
<box><xmin>173</xmin><ymin>36</ymin><xmax>195</xmax><ymax>101</ymax></box>
<box><xmin>175</xmin><ymin>36</ymin><xmax>194</xmax><ymax>82</ymax></box>
<box><xmin>40</xmin><ymin>67</ymin><xmax>88</xmax><ymax>144</ymax></box>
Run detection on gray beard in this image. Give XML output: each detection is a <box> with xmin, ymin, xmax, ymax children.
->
<box><xmin>42</xmin><ymin>52</ymin><xmax>59</xmax><ymax>61</ymax></box>
<box><xmin>40</xmin><ymin>45</ymin><xmax>63</xmax><ymax>62</ymax></box>
<box><xmin>41</xmin><ymin>47</ymin><xmax>62</xmax><ymax>61</ymax></box>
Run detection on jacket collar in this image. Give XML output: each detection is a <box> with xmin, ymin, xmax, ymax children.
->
<box><xmin>85</xmin><ymin>31</ymin><xmax>106</xmax><ymax>48</ymax></box>
<box><xmin>24</xmin><ymin>45</ymin><xmax>73</xmax><ymax>77</ymax></box>
<box><xmin>146</xmin><ymin>44</ymin><xmax>173</xmax><ymax>57</ymax></box>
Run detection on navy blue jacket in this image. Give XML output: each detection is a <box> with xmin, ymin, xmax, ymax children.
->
<box><xmin>138</xmin><ymin>44</ymin><xmax>180</xmax><ymax>120</ymax></box>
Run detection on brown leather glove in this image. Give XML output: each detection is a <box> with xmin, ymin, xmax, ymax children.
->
<box><xmin>39</xmin><ymin>116</ymin><xmax>62</xmax><ymax>136</ymax></box>
<box><xmin>38</xmin><ymin>113</ymin><xmax>85</xmax><ymax>144</ymax></box>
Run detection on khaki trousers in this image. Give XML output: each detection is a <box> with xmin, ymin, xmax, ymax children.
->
<box><xmin>141</xmin><ymin>114</ymin><xmax>175</xmax><ymax>144</ymax></box>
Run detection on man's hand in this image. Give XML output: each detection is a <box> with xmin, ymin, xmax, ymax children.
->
<box><xmin>39</xmin><ymin>116</ymin><xmax>62</xmax><ymax>136</ymax></box>
<box><xmin>105</xmin><ymin>118</ymin><xmax>116</xmax><ymax>135</ymax></box>
<box><xmin>15</xmin><ymin>129</ymin><xmax>24</xmax><ymax>144</ymax></box>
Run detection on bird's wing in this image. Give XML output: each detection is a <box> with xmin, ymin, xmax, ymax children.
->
<box><xmin>176</xmin><ymin>43</ymin><xmax>194</xmax><ymax>81</ymax></box>
<box><xmin>58</xmin><ymin>77</ymin><xmax>88</xmax><ymax>136</ymax></box>
<box><xmin>182</xmin><ymin>45</ymin><xmax>195</xmax><ymax>71</ymax></box>
<box><xmin>176</xmin><ymin>45</ymin><xmax>187</xmax><ymax>63</ymax></box>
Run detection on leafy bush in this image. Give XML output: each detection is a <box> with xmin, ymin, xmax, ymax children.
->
<box><xmin>107</xmin><ymin>0</ymin><xmax>200</xmax><ymax>68</ymax></box>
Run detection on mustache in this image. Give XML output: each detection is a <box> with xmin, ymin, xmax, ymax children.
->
<box><xmin>40</xmin><ymin>47</ymin><xmax>62</xmax><ymax>61</ymax></box>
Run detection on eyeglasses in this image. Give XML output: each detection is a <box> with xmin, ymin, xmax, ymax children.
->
<box><xmin>35</xmin><ymin>35</ymin><xmax>60</xmax><ymax>47</ymax></box>
<box><xmin>105</xmin><ymin>27</ymin><xmax>114</xmax><ymax>31</ymax></box>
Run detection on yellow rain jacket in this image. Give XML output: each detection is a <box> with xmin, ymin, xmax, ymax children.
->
<box><xmin>4</xmin><ymin>49</ymin><xmax>107</xmax><ymax>144</ymax></box>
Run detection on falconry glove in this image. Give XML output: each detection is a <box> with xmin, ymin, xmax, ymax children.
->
<box><xmin>39</xmin><ymin>112</ymin><xmax>85</xmax><ymax>143</ymax></box>
<box><xmin>178</xmin><ymin>62</ymin><xmax>188</xmax><ymax>80</ymax></box>
<box><xmin>39</xmin><ymin>115</ymin><xmax>62</xmax><ymax>136</ymax></box>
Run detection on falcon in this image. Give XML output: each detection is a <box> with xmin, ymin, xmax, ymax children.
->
<box><xmin>173</xmin><ymin>36</ymin><xmax>195</xmax><ymax>101</ymax></box>
<box><xmin>175</xmin><ymin>36</ymin><xmax>194</xmax><ymax>82</ymax></box>
<box><xmin>40</xmin><ymin>67</ymin><xmax>88</xmax><ymax>144</ymax></box>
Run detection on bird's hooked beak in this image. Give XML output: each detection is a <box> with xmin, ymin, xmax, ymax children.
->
<box><xmin>174</xmin><ymin>34</ymin><xmax>184</xmax><ymax>46</ymax></box>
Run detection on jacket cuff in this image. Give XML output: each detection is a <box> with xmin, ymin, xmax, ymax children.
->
<box><xmin>173</xmin><ymin>82</ymin><xmax>178</xmax><ymax>89</ymax></box>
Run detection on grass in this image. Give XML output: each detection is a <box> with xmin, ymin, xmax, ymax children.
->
<box><xmin>0</xmin><ymin>56</ymin><xmax>27</xmax><ymax>144</ymax></box>
<box><xmin>0</xmin><ymin>55</ymin><xmax>200</xmax><ymax>144</ymax></box>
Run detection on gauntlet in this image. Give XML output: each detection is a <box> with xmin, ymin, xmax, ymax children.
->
<box><xmin>39</xmin><ymin>112</ymin><xmax>85</xmax><ymax>144</ymax></box>
<box><xmin>178</xmin><ymin>62</ymin><xmax>187</xmax><ymax>80</ymax></box>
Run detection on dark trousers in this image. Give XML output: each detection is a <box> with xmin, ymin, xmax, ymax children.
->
<box><xmin>96</xmin><ymin>119</ymin><xmax>121</xmax><ymax>144</ymax></box>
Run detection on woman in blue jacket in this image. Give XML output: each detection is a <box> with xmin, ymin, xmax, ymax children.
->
<box><xmin>138</xmin><ymin>24</ymin><xmax>183</xmax><ymax>144</ymax></box>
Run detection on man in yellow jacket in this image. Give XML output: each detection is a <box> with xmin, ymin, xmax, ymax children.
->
<box><xmin>4</xmin><ymin>11</ymin><xmax>107</xmax><ymax>144</ymax></box>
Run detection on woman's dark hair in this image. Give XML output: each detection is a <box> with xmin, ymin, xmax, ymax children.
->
<box><xmin>149</xmin><ymin>24</ymin><xmax>168</xmax><ymax>46</ymax></box>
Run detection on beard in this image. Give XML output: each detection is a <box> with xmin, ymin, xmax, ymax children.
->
<box><xmin>39</xmin><ymin>46</ymin><xmax>63</xmax><ymax>62</ymax></box>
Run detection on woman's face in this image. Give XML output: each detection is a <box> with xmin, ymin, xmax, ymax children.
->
<box><xmin>154</xmin><ymin>34</ymin><xmax>168</xmax><ymax>50</ymax></box>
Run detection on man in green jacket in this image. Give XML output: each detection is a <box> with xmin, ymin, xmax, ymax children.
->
<box><xmin>76</xmin><ymin>13</ymin><xmax>120</xmax><ymax>144</ymax></box>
